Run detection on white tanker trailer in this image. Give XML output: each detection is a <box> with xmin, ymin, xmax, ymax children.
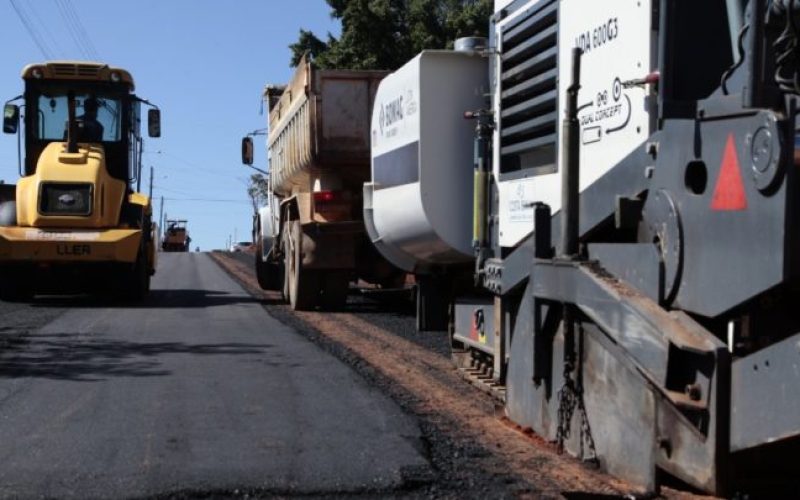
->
<box><xmin>364</xmin><ymin>42</ymin><xmax>489</xmax><ymax>330</ymax></box>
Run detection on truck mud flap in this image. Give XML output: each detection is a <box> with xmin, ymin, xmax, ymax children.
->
<box><xmin>299</xmin><ymin>222</ymin><xmax>360</xmax><ymax>269</ymax></box>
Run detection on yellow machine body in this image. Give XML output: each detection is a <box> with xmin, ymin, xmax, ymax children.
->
<box><xmin>0</xmin><ymin>227</ymin><xmax>142</xmax><ymax>263</ymax></box>
<box><xmin>0</xmin><ymin>142</ymin><xmax>153</xmax><ymax>266</ymax></box>
<box><xmin>16</xmin><ymin>142</ymin><xmax>127</xmax><ymax>228</ymax></box>
<box><xmin>0</xmin><ymin>61</ymin><xmax>159</xmax><ymax>297</ymax></box>
<box><xmin>163</xmin><ymin>229</ymin><xmax>186</xmax><ymax>246</ymax></box>
<box><xmin>162</xmin><ymin>219</ymin><xmax>188</xmax><ymax>252</ymax></box>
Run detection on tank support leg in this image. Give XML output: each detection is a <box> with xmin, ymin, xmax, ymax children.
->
<box><xmin>417</xmin><ymin>275</ymin><xmax>450</xmax><ymax>332</ymax></box>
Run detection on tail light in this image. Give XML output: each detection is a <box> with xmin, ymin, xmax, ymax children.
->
<box><xmin>312</xmin><ymin>190</ymin><xmax>351</xmax><ymax>222</ymax></box>
<box><xmin>313</xmin><ymin>191</ymin><xmax>338</xmax><ymax>203</ymax></box>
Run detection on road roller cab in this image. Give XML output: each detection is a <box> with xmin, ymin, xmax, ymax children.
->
<box><xmin>0</xmin><ymin>61</ymin><xmax>161</xmax><ymax>300</ymax></box>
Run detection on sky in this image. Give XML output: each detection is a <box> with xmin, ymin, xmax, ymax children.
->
<box><xmin>0</xmin><ymin>0</ymin><xmax>341</xmax><ymax>251</ymax></box>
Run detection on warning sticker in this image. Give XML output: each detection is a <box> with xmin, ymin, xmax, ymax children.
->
<box><xmin>710</xmin><ymin>134</ymin><xmax>748</xmax><ymax>211</ymax></box>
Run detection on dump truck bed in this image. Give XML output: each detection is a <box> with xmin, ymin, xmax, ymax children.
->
<box><xmin>267</xmin><ymin>57</ymin><xmax>387</xmax><ymax>196</ymax></box>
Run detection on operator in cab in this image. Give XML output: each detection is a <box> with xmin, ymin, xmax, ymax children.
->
<box><xmin>77</xmin><ymin>96</ymin><xmax>104</xmax><ymax>142</ymax></box>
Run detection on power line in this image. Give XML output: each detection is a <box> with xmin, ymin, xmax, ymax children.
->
<box><xmin>152</xmin><ymin>184</ymin><xmax>195</xmax><ymax>197</ymax></box>
<box><xmin>54</xmin><ymin>0</ymin><xmax>89</xmax><ymax>58</ymax></box>
<box><xmin>65</xmin><ymin>0</ymin><xmax>100</xmax><ymax>59</ymax></box>
<box><xmin>146</xmin><ymin>160</ymin><xmax>235</xmax><ymax>182</ymax></box>
<box><xmin>27</xmin><ymin>1</ymin><xmax>62</xmax><ymax>58</ymax></box>
<box><xmin>9</xmin><ymin>0</ymin><xmax>55</xmax><ymax>59</ymax></box>
<box><xmin>54</xmin><ymin>0</ymin><xmax>91</xmax><ymax>59</ymax></box>
<box><xmin>62</xmin><ymin>0</ymin><xmax>94</xmax><ymax>58</ymax></box>
<box><xmin>54</xmin><ymin>0</ymin><xmax>99</xmax><ymax>60</ymax></box>
<box><xmin>164</xmin><ymin>197</ymin><xmax>250</xmax><ymax>204</ymax></box>
<box><xmin>144</xmin><ymin>150</ymin><xmax>235</xmax><ymax>180</ymax></box>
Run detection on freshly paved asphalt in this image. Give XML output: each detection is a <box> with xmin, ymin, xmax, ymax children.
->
<box><xmin>0</xmin><ymin>253</ymin><xmax>429</xmax><ymax>499</ymax></box>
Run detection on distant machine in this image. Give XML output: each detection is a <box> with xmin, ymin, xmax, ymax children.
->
<box><xmin>162</xmin><ymin>219</ymin><xmax>189</xmax><ymax>252</ymax></box>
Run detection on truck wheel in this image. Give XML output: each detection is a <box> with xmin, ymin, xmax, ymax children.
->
<box><xmin>320</xmin><ymin>271</ymin><xmax>348</xmax><ymax>310</ymax></box>
<box><xmin>255</xmin><ymin>240</ymin><xmax>282</xmax><ymax>291</ymax></box>
<box><xmin>287</xmin><ymin>221</ymin><xmax>318</xmax><ymax>310</ymax></box>
<box><xmin>281</xmin><ymin>230</ymin><xmax>291</xmax><ymax>301</ymax></box>
<box><xmin>255</xmin><ymin>241</ymin><xmax>269</xmax><ymax>289</ymax></box>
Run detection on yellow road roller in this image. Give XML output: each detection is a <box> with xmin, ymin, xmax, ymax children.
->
<box><xmin>0</xmin><ymin>61</ymin><xmax>161</xmax><ymax>300</ymax></box>
<box><xmin>162</xmin><ymin>219</ymin><xmax>189</xmax><ymax>252</ymax></box>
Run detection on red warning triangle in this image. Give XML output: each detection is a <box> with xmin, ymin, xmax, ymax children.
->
<box><xmin>711</xmin><ymin>134</ymin><xmax>748</xmax><ymax>211</ymax></box>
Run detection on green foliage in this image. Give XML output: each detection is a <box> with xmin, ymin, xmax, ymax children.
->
<box><xmin>289</xmin><ymin>29</ymin><xmax>330</xmax><ymax>67</ymax></box>
<box><xmin>290</xmin><ymin>0</ymin><xmax>492</xmax><ymax>70</ymax></box>
<box><xmin>246</xmin><ymin>173</ymin><xmax>269</xmax><ymax>215</ymax></box>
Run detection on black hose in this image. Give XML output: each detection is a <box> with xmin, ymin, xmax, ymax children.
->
<box><xmin>721</xmin><ymin>24</ymin><xmax>749</xmax><ymax>95</ymax></box>
<box><xmin>770</xmin><ymin>0</ymin><xmax>800</xmax><ymax>94</ymax></box>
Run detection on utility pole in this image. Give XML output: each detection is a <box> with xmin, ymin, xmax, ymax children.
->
<box><xmin>158</xmin><ymin>196</ymin><xmax>164</xmax><ymax>232</ymax></box>
<box><xmin>148</xmin><ymin>165</ymin><xmax>154</xmax><ymax>199</ymax></box>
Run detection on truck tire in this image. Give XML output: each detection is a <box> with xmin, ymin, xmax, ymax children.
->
<box><xmin>255</xmin><ymin>240</ymin><xmax>282</xmax><ymax>291</ymax></box>
<box><xmin>255</xmin><ymin>241</ymin><xmax>269</xmax><ymax>289</ymax></box>
<box><xmin>287</xmin><ymin>220</ymin><xmax>318</xmax><ymax>310</ymax></box>
<box><xmin>282</xmin><ymin>232</ymin><xmax>290</xmax><ymax>301</ymax></box>
<box><xmin>320</xmin><ymin>271</ymin><xmax>348</xmax><ymax>310</ymax></box>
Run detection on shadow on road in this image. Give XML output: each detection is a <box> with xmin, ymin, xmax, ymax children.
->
<box><xmin>29</xmin><ymin>289</ymin><xmax>260</xmax><ymax>309</ymax></box>
<box><xmin>0</xmin><ymin>332</ymin><xmax>272</xmax><ymax>381</ymax></box>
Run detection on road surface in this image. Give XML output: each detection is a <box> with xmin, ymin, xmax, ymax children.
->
<box><xmin>0</xmin><ymin>253</ymin><xmax>429</xmax><ymax>498</ymax></box>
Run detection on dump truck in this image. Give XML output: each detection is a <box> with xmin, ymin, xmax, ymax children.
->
<box><xmin>0</xmin><ymin>61</ymin><xmax>161</xmax><ymax>300</ymax></box>
<box><xmin>162</xmin><ymin>219</ymin><xmax>189</xmax><ymax>252</ymax></box>
<box><xmin>368</xmin><ymin>0</ymin><xmax>800</xmax><ymax>495</ymax></box>
<box><xmin>242</xmin><ymin>56</ymin><xmax>400</xmax><ymax>310</ymax></box>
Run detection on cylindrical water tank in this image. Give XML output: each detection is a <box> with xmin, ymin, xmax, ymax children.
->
<box><xmin>364</xmin><ymin>50</ymin><xmax>488</xmax><ymax>273</ymax></box>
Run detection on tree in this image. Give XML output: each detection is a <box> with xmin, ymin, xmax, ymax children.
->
<box><xmin>289</xmin><ymin>29</ymin><xmax>330</xmax><ymax>67</ymax></box>
<box><xmin>289</xmin><ymin>0</ymin><xmax>491</xmax><ymax>70</ymax></box>
<box><xmin>246</xmin><ymin>173</ymin><xmax>269</xmax><ymax>216</ymax></box>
